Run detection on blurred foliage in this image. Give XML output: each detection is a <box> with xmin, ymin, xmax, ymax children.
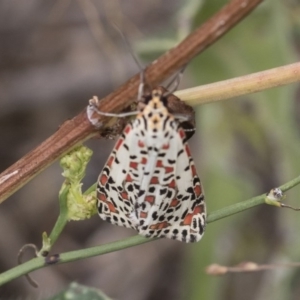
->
<box><xmin>49</xmin><ymin>282</ymin><xmax>112</xmax><ymax>300</ymax></box>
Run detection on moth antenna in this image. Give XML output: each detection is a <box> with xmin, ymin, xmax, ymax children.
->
<box><xmin>111</xmin><ymin>22</ymin><xmax>144</xmax><ymax>73</ymax></box>
<box><xmin>111</xmin><ymin>23</ymin><xmax>147</xmax><ymax>102</ymax></box>
<box><xmin>164</xmin><ymin>64</ymin><xmax>187</xmax><ymax>96</ymax></box>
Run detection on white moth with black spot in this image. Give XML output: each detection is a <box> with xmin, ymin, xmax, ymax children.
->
<box><xmin>91</xmin><ymin>88</ymin><xmax>206</xmax><ymax>242</ymax></box>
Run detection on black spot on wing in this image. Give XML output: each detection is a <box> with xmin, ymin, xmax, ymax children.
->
<box><xmin>163</xmin><ymin>174</ymin><xmax>174</xmax><ymax>182</ymax></box>
<box><xmin>138</xmin><ymin>190</ymin><xmax>145</xmax><ymax>197</ymax></box>
<box><xmin>182</xmin><ymin>209</ymin><xmax>188</xmax><ymax>219</ymax></box>
<box><xmin>111</xmin><ymin>186</ymin><xmax>118</xmax><ymax>192</ymax></box>
<box><xmin>152</xmin><ymin>212</ymin><xmax>158</xmax><ymax>220</ymax></box>
<box><xmin>149</xmin><ymin>186</ymin><xmax>155</xmax><ymax>193</ymax></box>
<box><xmin>160</xmin><ymin>188</ymin><xmax>167</xmax><ymax>195</ymax></box>
<box><xmin>182</xmin><ymin>195</ymin><xmax>190</xmax><ymax>201</ymax></box>
<box><xmin>103</xmin><ymin>167</ymin><xmax>110</xmax><ymax>175</ymax></box>
<box><xmin>166</xmin><ymin>190</ymin><xmax>173</xmax><ymax>199</ymax></box>
<box><xmin>130</xmin><ymin>155</ymin><xmax>137</xmax><ymax>159</ymax></box>
<box><xmin>167</xmin><ymin>159</ymin><xmax>176</xmax><ymax>164</ymax></box>
<box><xmin>163</xmin><ymin>115</ymin><xmax>170</xmax><ymax>131</ymax></box>
<box><xmin>142</xmin><ymin>115</ymin><xmax>148</xmax><ymax>130</ymax></box>
<box><xmin>177</xmin><ymin>149</ymin><xmax>184</xmax><ymax>157</ymax></box>
<box><xmin>108</xmin><ymin>177</ymin><xmax>115</xmax><ymax>184</ymax></box>
<box><xmin>158</xmin><ymin>153</ymin><xmax>166</xmax><ymax>157</ymax></box>
<box><xmin>186</xmin><ymin>187</ymin><xmax>194</xmax><ymax>194</ymax></box>
<box><xmin>179</xmin><ymin>121</ymin><xmax>195</xmax><ymax>141</ymax></box>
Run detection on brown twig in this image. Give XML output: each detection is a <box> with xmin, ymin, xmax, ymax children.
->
<box><xmin>0</xmin><ymin>0</ymin><xmax>263</xmax><ymax>204</ymax></box>
<box><xmin>206</xmin><ymin>261</ymin><xmax>300</xmax><ymax>275</ymax></box>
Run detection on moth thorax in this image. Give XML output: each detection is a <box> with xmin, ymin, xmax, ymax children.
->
<box><xmin>144</xmin><ymin>107</ymin><xmax>170</xmax><ymax>131</ymax></box>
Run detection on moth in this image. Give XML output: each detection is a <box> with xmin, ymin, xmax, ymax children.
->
<box><xmin>89</xmin><ymin>82</ymin><xmax>206</xmax><ymax>243</ymax></box>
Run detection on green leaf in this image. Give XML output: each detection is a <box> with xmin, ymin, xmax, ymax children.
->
<box><xmin>48</xmin><ymin>282</ymin><xmax>112</xmax><ymax>300</ymax></box>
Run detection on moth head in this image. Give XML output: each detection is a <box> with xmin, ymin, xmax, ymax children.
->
<box><xmin>138</xmin><ymin>88</ymin><xmax>168</xmax><ymax>111</ymax></box>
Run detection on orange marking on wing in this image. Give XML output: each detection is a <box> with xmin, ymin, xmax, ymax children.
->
<box><xmin>156</xmin><ymin>160</ymin><xmax>163</xmax><ymax>167</ymax></box>
<box><xmin>170</xmin><ymin>198</ymin><xmax>180</xmax><ymax>207</ymax></box>
<box><xmin>126</xmin><ymin>174</ymin><xmax>133</xmax><ymax>182</ymax></box>
<box><xmin>150</xmin><ymin>177</ymin><xmax>159</xmax><ymax>184</ymax></box>
<box><xmin>124</xmin><ymin>125</ymin><xmax>131</xmax><ymax>134</ymax></box>
<box><xmin>106</xmin><ymin>156</ymin><xmax>114</xmax><ymax>168</ymax></box>
<box><xmin>162</xmin><ymin>143</ymin><xmax>170</xmax><ymax>150</ymax></box>
<box><xmin>191</xmin><ymin>165</ymin><xmax>197</xmax><ymax>177</ymax></box>
<box><xmin>130</xmin><ymin>161</ymin><xmax>138</xmax><ymax>170</ymax></box>
<box><xmin>181</xmin><ymin>206</ymin><xmax>202</xmax><ymax>226</ymax></box>
<box><xmin>194</xmin><ymin>185</ymin><xmax>202</xmax><ymax>197</ymax></box>
<box><xmin>98</xmin><ymin>195</ymin><xmax>118</xmax><ymax>213</ymax></box>
<box><xmin>185</xmin><ymin>145</ymin><xmax>191</xmax><ymax>157</ymax></box>
<box><xmin>99</xmin><ymin>174</ymin><xmax>108</xmax><ymax>186</ymax></box>
<box><xmin>145</xmin><ymin>195</ymin><xmax>155</xmax><ymax>205</ymax></box>
<box><xmin>115</xmin><ymin>138</ymin><xmax>124</xmax><ymax>151</ymax></box>
<box><xmin>168</xmin><ymin>179</ymin><xmax>176</xmax><ymax>189</ymax></box>
<box><xmin>140</xmin><ymin>211</ymin><xmax>148</xmax><ymax>219</ymax></box>
<box><xmin>165</xmin><ymin>166</ymin><xmax>174</xmax><ymax>174</ymax></box>
<box><xmin>138</xmin><ymin>140</ymin><xmax>145</xmax><ymax>148</ymax></box>
<box><xmin>107</xmin><ymin>202</ymin><xmax>117</xmax><ymax>213</ymax></box>
<box><xmin>120</xmin><ymin>191</ymin><xmax>129</xmax><ymax>200</ymax></box>
<box><xmin>141</xmin><ymin>157</ymin><xmax>147</xmax><ymax>164</ymax></box>
<box><xmin>179</xmin><ymin>129</ymin><xmax>185</xmax><ymax>139</ymax></box>
<box><xmin>98</xmin><ymin>192</ymin><xmax>107</xmax><ymax>201</ymax></box>
<box><xmin>150</xmin><ymin>221</ymin><xmax>170</xmax><ymax>230</ymax></box>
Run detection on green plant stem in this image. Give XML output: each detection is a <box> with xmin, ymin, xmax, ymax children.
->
<box><xmin>207</xmin><ymin>195</ymin><xmax>264</xmax><ymax>223</ymax></box>
<box><xmin>49</xmin><ymin>189</ymin><xmax>69</xmax><ymax>246</ymax></box>
<box><xmin>39</xmin><ymin>183</ymin><xmax>96</xmax><ymax>256</ymax></box>
<box><xmin>37</xmin><ymin>187</ymin><xmax>69</xmax><ymax>256</ymax></box>
<box><xmin>84</xmin><ymin>183</ymin><xmax>96</xmax><ymax>195</ymax></box>
<box><xmin>1</xmin><ymin>175</ymin><xmax>300</xmax><ymax>286</ymax></box>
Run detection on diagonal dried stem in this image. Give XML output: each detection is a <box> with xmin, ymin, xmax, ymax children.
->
<box><xmin>0</xmin><ymin>0</ymin><xmax>264</xmax><ymax>204</ymax></box>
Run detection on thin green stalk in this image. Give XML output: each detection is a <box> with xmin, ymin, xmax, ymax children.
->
<box><xmin>38</xmin><ymin>183</ymin><xmax>97</xmax><ymax>256</ymax></box>
<box><xmin>207</xmin><ymin>195</ymin><xmax>264</xmax><ymax>223</ymax></box>
<box><xmin>1</xmin><ymin>174</ymin><xmax>299</xmax><ymax>286</ymax></box>
<box><xmin>49</xmin><ymin>188</ymin><xmax>69</xmax><ymax>246</ymax></box>
<box><xmin>38</xmin><ymin>186</ymin><xmax>69</xmax><ymax>256</ymax></box>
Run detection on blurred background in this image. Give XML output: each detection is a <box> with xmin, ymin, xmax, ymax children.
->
<box><xmin>1</xmin><ymin>0</ymin><xmax>300</xmax><ymax>299</ymax></box>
